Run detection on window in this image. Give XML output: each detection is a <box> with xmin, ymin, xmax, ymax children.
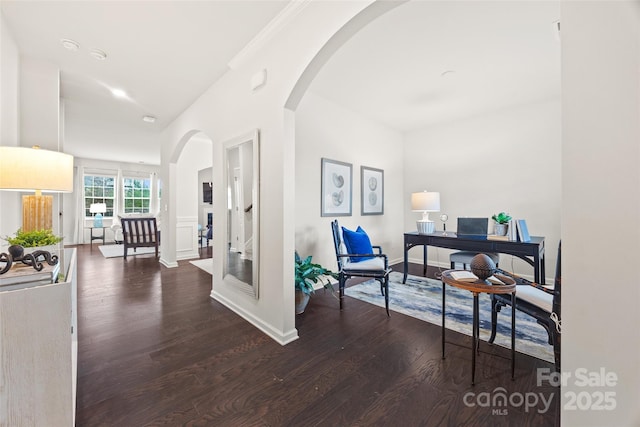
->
<box><xmin>123</xmin><ymin>177</ymin><xmax>151</xmax><ymax>213</ymax></box>
<box><xmin>84</xmin><ymin>175</ymin><xmax>115</xmax><ymax>217</ymax></box>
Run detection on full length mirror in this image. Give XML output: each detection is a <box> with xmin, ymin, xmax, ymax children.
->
<box><xmin>223</xmin><ymin>130</ymin><xmax>260</xmax><ymax>298</ymax></box>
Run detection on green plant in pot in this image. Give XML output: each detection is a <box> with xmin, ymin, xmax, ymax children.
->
<box><xmin>491</xmin><ymin>212</ymin><xmax>512</xmax><ymax>236</ymax></box>
<box><xmin>3</xmin><ymin>228</ymin><xmax>63</xmax><ymax>259</ymax></box>
<box><xmin>295</xmin><ymin>251</ymin><xmax>338</xmax><ymax>314</ymax></box>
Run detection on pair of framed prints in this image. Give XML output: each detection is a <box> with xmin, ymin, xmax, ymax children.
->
<box><xmin>320</xmin><ymin>158</ymin><xmax>383</xmax><ymax>217</ymax></box>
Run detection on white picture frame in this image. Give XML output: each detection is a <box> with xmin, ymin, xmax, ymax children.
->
<box><xmin>321</xmin><ymin>158</ymin><xmax>352</xmax><ymax>217</ymax></box>
<box><xmin>361</xmin><ymin>166</ymin><xmax>384</xmax><ymax>215</ymax></box>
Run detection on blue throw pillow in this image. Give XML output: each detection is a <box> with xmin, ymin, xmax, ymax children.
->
<box><xmin>342</xmin><ymin>226</ymin><xmax>374</xmax><ymax>263</ymax></box>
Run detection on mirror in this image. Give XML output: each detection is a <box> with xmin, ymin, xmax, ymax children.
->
<box><xmin>223</xmin><ymin>130</ymin><xmax>260</xmax><ymax>298</ymax></box>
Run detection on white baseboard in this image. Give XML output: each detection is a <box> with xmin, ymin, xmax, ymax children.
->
<box><xmin>159</xmin><ymin>257</ymin><xmax>178</xmax><ymax>268</ymax></box>
<box><xmin>210</xmin><ymin>290</ymin><xmax>299</xmax><ymax>345</ymax></box>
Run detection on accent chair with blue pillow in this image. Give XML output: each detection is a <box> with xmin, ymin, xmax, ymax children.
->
<box><xmin>331</xmin><ymin>220</ymin><xmax>391</xmax><ymax>315</ymax></box>
<box><xmin>341</xmin><ymin>226</ymin><xmax>375</xmax><ymax>263</ymax></box>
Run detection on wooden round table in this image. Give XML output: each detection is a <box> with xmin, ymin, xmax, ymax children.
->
<box><xmin>440</xmin><ymin>269</ymin><xmax>516</xmax><ymax>385</ymax></box>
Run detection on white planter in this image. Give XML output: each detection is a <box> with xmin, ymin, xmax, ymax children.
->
<box><xmin>494</xmin><ymin>223</ymin><xmax>508</xmax><ymax>236</ymax></box>
<box><xmin>295</xmin><ymin>290</ymin><xmax>310</xmax><ymax>314</ymax></box>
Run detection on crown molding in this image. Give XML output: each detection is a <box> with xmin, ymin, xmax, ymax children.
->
<box><xmin>228</xmin><ymin>0</ymin><xmax>313</xmax><ymax>70</ymax></box>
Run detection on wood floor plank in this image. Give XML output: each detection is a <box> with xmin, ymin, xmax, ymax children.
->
<box><xmin>73</xmin><ymin>244</ymin><xmax>559</xmax><ymax>426</ymax></box>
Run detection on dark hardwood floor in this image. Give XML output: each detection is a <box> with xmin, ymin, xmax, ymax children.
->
<box><xmin>74</xmin><ymin>244</ymin><xmax>558</xmax><ymax>426</ymax></box>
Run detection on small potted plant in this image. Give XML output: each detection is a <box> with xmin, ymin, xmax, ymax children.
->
<box><xmin>2</xmin><ymin>228</ymin><xmax>63</xmax><ymax>258</ymax></box>
<box><xmin>295</xmin><ymin>251</ymin><xmax>338</xmax><ymax>314</ymax></box>
<box><xmin>491</xmin><ymin>212</ymin><xmax>512</xmax><ymax>236</ymax></box>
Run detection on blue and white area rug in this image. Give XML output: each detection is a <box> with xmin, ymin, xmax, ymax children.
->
<box><xmin>344</xmin><ymin>271</ymin><xmax>553</xmax><ymax>363</ymax></box>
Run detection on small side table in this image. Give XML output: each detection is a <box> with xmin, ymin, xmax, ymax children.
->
<box><xmin>441</xmin><ymin>270</ymin><xmax>516</xmax><ymax>385</ymax></box>
<box><xmin>87</xmin><ymin>227</ymin><xmax>106</xmax><ymax>248</ymax></box>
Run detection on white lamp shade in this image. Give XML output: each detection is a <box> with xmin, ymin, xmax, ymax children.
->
<box><xmin>411</xmin><ymin>191</ymin><xmax>440</xmax><ymax>212</ymax></box>
<box><xmin>89</xmin><ymin>203</ymin><xmax>107</xmax><ymax>214</ymax></box>
<box><xmin>0</xmin><ymin>146</ymin><xmax>74</xmax><ymax>192</ymax></box>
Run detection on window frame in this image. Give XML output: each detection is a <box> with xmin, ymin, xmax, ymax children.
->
<box><xmin>83</xmin><ymin>174</ymin><xmax>116</xmax><ymax>218</ymax></box>
<box><xmin>122</xmin><ymin>176</ymin><xmax>152</xmax><ymax>214</ymax></box>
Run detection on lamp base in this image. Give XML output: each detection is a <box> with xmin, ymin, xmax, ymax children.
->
<box><xmin>93</xmin><ymin>214</ymin><xmax>103</xmax><ymax>228</ymax></box>
<box><xmin>22</xmin><ymin>194</ymin><xmax>53</xmax><ymax>232</ymax></box>
<box><xmin>416</xmin><ymin>220</ymin><xmax>435</xmax><ymax>234</ymax></box>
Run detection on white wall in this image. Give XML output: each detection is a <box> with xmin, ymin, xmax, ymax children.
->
<box><xmin>176</xmin><ymin>135</ymin><xmax>212</xmax><ymax>260</ymax></box>
<box><xmin>0</xmin><ymin>11</ymin><xmax>18</xmax><ymax>146</ymax></box>
<box><xmin>177</xmin><ymin>137</ymin><xmax>212</xmax><ymax>218</ymax></box>
<box><xmin>0</xmin><ymin>11</ymin><xmax>21</xmax><ymax>244</ymax></box>
<box><xmin>20</xmin><ymin>57</ymin><xmax>59</xmax><ymax>150</ymax></box>
<box><xmin>404</xmin><ymin>98</ymin><xmax>561</xmax><ymax>281</ymax></box>
<box><xmin>160</xmin><ymin>0</ymin><xmax>378</xmax><ymax>344</ymax></box>
<box><xmin>295</xmin><ymin>91</ymin><xmax>405</xmax><ymax>271</ymax></box>
<box><xmin>562</xmin><ymin>1</ymin><xmax>640</xmax><ymax>425</ymax></box>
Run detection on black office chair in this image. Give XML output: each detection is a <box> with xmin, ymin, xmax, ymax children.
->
<box><xmin>489</xmin><ymin>242</ymin><xmax>561</xmax><ymax>372</ymax></box>
<box><xmin>450</xmin><ymin>251</ymin><xmax>499</xmax><ymax>270</ymax></box>
<box><xmin>331</xmin><ymin>220</ymin><xmax>392</xmax><ymax>316</ymax></box>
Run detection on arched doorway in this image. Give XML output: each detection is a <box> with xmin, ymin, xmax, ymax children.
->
<box><xmin>161</xmin><ymin>130</ymin><xmax>214</xmax><ymax>265</ymax></box>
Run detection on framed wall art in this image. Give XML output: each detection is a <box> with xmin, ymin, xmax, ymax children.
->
<box><xmin>321</xmin><ymin>158</ymin><xmax>352</xmax><ymax>217</ymax></box>
<box><xmin>361</xmin><ymin>166</ymin><xmax>384</xmax><ymax>215</ymax></box>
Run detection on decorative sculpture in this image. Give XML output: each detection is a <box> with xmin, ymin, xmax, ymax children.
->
<box><xmin>470</xmin><ymin>253</ymin><xmax>496</xmax><ymax>282</ymax></box>
<box><xmin>0</xmin><ymin>244</ymin><xmax>58</xmax><ymax>275</ymax></box>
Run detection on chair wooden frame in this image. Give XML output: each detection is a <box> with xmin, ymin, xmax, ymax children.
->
<box><xmin>331</xmin><ymin>220</ymin><xmax>392</xmax><ymax>316</ymax></box>
<box><xmin>121</xmin><ymin>217</ymin><xmax>159</xmax><ymax>260</ymax></box>
<box><xmin>489</xmin><ymin>242</ymin><xmax>561</xmax><ymax>371</ymax></box>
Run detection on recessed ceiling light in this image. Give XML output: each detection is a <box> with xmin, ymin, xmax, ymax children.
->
<box><xmin>111</xmin><ymin>88</ymin><xmax>127</xmax><ymax>99</ymax></box>
<box><xmin>61</xmin><ymin>39</ymin><xmax>79</xmax><ymax>51</ymax></box>
<box><xmin>90</xmin><ymin>48</ymin><xmax>107</xmax><ymax>61</ymax></box>
<box><xmin>142</xmin><ymin>115</ymin><xmax>156</xmax><ymax>123</ymax></box>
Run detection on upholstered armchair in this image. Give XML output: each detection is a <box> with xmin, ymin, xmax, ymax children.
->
<box><xmin>330</xmin><ymin>220</ymin><xmax>392</xmax><ymax>316</ymax></box>
<box><xmin>490</xmin><ymin>242</ymin><xmax>561</xmax><ymax>372</ymax></box>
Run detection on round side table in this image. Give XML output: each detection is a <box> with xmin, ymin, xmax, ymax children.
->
<box><xmin>440</xmin><ymin>269</ymin><xmax>516</xmax><ymax>385</ymax></box>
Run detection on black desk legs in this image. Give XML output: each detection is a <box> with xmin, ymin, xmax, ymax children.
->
<box><xmin>403</xmin><ymin>244</ymin><xmax>409</xmax><ymax>284</ymax></box>
<box><xmin>423</xmin><ymin>245</ymin><xmax>427</xmax><ymax>276</ymax></box>
<box><xmin>403</xmin><ymin>243</ymin><xmax>429</xmax><ymax>284</ymax></box>
<box><xmin>441</xmin><ymin>281</ymin><xmax>446</xmax><ymax>359</ymax></box>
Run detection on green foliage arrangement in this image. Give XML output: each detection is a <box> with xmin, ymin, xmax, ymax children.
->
<box><xmin>295</xmin><ymin>252</ymin><xmax>338</xmax><ymax>296</ymax></box>
<box><xmin>491</xmin><ymin>212</ymin><xmax>512</xmax><ymax>224</ymax></box>
<box><xmin>3</xmin><ymin>228</ymin><xmax>63</xmax><ymax>248</ymax></box>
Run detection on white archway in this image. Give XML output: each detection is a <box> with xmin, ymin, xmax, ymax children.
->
<box><xmin>160</xmin><ymin>130</ymin><xmax>215</xmax><ymax>267</ymax></box>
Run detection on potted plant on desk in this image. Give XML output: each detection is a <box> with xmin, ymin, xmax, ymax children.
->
<box><xmin>2</xmin><ymin>228</ymin><xmax>63</xmax><ymax>269</ymax></box>
<box><xmin>3</xmin><ymin>228</ymin><xmax>63</xmax><ymax>252</ymax></box>
<box><xmin>491</xmin><ymin>212</ymin><xmax>512</xmax><ymax>236</ymax></box>
<box><xmin>295</xmin><ymin>252</ymin><xmax>338</xmax><ymax>314</ymax></box>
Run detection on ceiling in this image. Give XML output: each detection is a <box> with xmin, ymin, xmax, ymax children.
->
<box><xmin>308</xmin><ymin>0</ymin><xmax>560</xmax><ymax>132</ymax></box>
<box><xmin>1</xmin><ymin>0</ymin><xmax>289</xmax><ymax>165</ymax></box>
<box><xmin>1</xmin><ymin>1</ymin><xmax>560</xmax><ymax>165</ymax></box>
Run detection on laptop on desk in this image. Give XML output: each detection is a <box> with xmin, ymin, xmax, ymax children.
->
<box><xmin>456</xmin><ymin>217</ymin><xmax>488</xmax><ymax>240</ymax></box>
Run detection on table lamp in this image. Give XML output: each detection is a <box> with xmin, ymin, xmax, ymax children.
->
<box><xmin>0</xmin><ymin>146</ymin><xmax>74</xmax><ymax>232</ymax></box>
<box><xmin>411</xmin><ymin>191</ymin><xmax>440</xmax><ymax>234</ymax></box>
<box><xmin>89</xmin><ymin>203</ymin><xmax>107</xmax><ymax>227</ymax></box>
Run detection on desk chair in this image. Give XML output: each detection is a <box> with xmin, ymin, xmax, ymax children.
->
<box><xmin>450</xmin><ymin>251</ymin><xmax>499</xmax><ymax>270</ymax></box>
<box><xmin>490</xmin><ymin>242</ymin><xmax>561</xmax><ymax>372</ymax></box>
<box><xmin>331</xmin><ymin>220</ymin><xmax>392</xmax><ymax>316</ymax></box>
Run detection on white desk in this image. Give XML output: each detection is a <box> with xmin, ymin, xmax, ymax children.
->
<box><xmin>0</xmin><ymin>261</ymin><xmax>60</xmax><ymax>291</ymax></box>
